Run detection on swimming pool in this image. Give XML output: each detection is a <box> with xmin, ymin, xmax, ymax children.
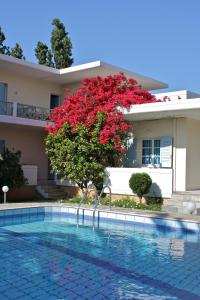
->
<box><xmin>0</xmin><ymin>206</ymin><xmax>200</xmax><ymax>299</ymax></box>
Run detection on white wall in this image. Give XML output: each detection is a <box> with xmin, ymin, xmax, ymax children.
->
<box><xmin>173</xmin><ymin>118</ymin><xmax>187</xmax><ymax>192</ymax></box>
<box><xmin>22</xmin><ymin>165</ymin><xmax>38</xmax><ymax>185</ymax></box>
<box><xmin>0</xmin><ymin>70</ymin><xmax>63</xmax><ymax>108</ymax></box>
<box><xmin>105</xmin><ymin>167</ymin><xmax>173</xmax><ymax>198</ymax></box>
<box><xmin>186</xmin><ymin>119</ymin><xmax>200</xmax><ymax>190</ymax></box>
<box><xmin>55</xmin><ymin>117</ymin><xmax>188</xmax><ymax>197</ymax></box>
<box><xmin>130</xmin><ymin>119</ymin><xmax>174</xmax><ymax>167</ymax></box>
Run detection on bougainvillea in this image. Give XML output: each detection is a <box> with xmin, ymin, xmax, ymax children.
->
<box><xmin>46</xmin><ymin>73</ymin><xmax>161</xmax><ymax>190</ymax></box>
<box><xmin>48</xmin><ymin>73</ymin><xmax>159</xmax><ymax>152</ymax></box>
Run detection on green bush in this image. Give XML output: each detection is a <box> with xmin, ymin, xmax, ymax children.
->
<box><xmin>0</xmin><ymin>148</ymin><xmax>27</xmax><ymax>189</ymax></box>
<box><xmin>146</xmin><ymin>197</ymin><xmax>163</xmax><ymax>205</ymax></box>
<box><xmin>129</xmin><ymin>172</ymin><xmax>152</xmax><ymax>199</ymax></box>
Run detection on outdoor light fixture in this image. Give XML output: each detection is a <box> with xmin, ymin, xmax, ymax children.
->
<box><xmin>187</xmin><ymin>201</ymin><xmax>196</xmax><ymax>214</ymax></box>
<box><xmin>2</xmin><ymin>186</ymin><xmax>9</xmax><ymax>204</ymax></box>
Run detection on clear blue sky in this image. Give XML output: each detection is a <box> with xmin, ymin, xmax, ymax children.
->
<box><xmin>1</xmin><ymin>0</ymin><xmax>200</xmax><ymax>93</ymax></box>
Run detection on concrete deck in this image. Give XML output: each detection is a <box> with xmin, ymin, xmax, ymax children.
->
<box><xmin>0</xmin><ymin>201</ymin><xmax>200</xmax><ymax>224</ymax></box>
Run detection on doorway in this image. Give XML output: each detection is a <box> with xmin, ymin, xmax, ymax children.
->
<box><xmin>50</xmin><ymin>94</ymin><xmax>60</xmax><ymax>110</ymax></box>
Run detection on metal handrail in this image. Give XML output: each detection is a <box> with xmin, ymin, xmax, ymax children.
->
<box><xmin>99</xmin><ymin>185</ymin><xmax>112</xmax><ymax>210</ymax></box>
<box><xmin>0</xmin><ymin>100</ymin><xmax>13</xmax><ymax>116</ymax></box>
<box><xmin>76</xmin><ymin>188</ymin><xmax>88</xmax><ymax>223</ymax></box>
<box><xmin>92</xmin><ymin>185</ymin><xmax>112</xmax><ymax>226</ymax></box>
<box><xmin>17</xmin><ymin>103</ymin><xmax>51</xmax><ymax>121</ymax></box>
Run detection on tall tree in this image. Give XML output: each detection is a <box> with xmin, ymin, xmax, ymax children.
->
<box><xmin>46</xmin><ymin>49</ymin><xmax>54</xmax><ymax>67</ymax></box>
<box><xmin>35</xmin><ymin>19</ymin><xmax>73</xmax><ymax>69</ymax></box>
<box><xmin>51</xmin><ymin>18</ymin><xmax>73</xmax><ymax>68</ymax></box>
<box><xmin>0</xmin><ymin>26</ymin><xmax>25</xmax><ymax>59</ymax></box>
<box><xmin>0</xmin><ymin>27</ymin><xmax>8</xmax><ymax>54</ymax></box>
<box><xmin>35</xmin><ymin>41</ymin><xmax>54</xmax><ymax>67</ymax></box>
<box><xmin>10</xmin><ymin>43</ymin><xmax>25</xmax><ymax>60</ymax></box>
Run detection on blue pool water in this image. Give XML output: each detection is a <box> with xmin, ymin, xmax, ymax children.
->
<box><xmin>0</xmin><ymin>209</ymin><xmax>200</xmax><ymax>299</ymax></box>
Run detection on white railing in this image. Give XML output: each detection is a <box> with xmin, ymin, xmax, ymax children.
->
<box><xmin>0</xmin><ymin>100</ymin><xmax>51</xmax><ymax>121</ymax></box>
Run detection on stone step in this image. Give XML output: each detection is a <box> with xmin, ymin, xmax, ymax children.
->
<box><xmin>162</xmin><ymin>205</ymin><xmax>178</xmax><ymax>213</ymax></box>
<box><xmin>172</xmin><ymin>194</ymin><xmax>200</xmax><ymax>200</ymax></box>
<box><xmin>48</xmin><ymin>194</ymin><xmax>66</xmax><ymax>199</ymax></box>
<box><xmin>174</xmin><ymin>190</ymin><xmax>200</xmax><ymax>195</ymax></box>
<box><xmin>41</xmin><ymin>186</ymin><xmax>64</xmax><ymax>192</ymax></box>
<box><xmin>46</xmin><ymin>192</ymin><xmax>65</xmax><ymax>197</ymax></box>
<box><xmin>36</xmin><ymin>184</ymin><xmax>67</xmax><ymax>200</ymax></box>
<box><xmin>165</xmin><ymin>199</ymin><xmax>183</xmax><ymax>206</ymax></box>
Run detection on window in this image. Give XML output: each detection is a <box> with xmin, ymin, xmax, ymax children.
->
<box><xmin>0</xmin><ymin>82</ymin><xmax>7</xmax><ymax>101</ymax></box>
<box><xmin>0</xmin><ymin>140</ymin><xmax>5</xmax><ymax>155</ymax></box>
<box><xmin>142</xmin><ymin>139</ymin><xmax>160</xmax><ymax>165</ymax></box>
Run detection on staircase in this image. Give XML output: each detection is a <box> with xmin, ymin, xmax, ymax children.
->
<box><xmin>36</xmin><ymin>181</ymin><xmax>67</xmax><ymax>200</ymax></box>
<box><xmin>162</xmin><ymin>191</ymin><xmax>200</xmax><ymax>215</ymax></box>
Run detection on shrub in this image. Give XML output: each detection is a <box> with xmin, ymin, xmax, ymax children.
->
<box><xmin>129</xmin><ymin>172</ymin><xmax>152</xmax><ymax>200</ymax></box>
<box><xmin>146</xmin><ymin>197</ymin><xmax>163</xmax><ymax>205</ymax></box>
<box><xmin>60</xmin><ymin>196</ymin><xmax>161</xmax><ymax>211</ymax></box>
<box><xmin>0</xmin><ymin>148</ymin><xmax>27</xmax><ymax>189</ymax></box>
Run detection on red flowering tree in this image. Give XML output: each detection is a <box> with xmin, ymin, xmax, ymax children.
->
<box><xmin>45</xmin><ymin>73</ymin><xmax>159</xmax><ymax>192</ymax></box>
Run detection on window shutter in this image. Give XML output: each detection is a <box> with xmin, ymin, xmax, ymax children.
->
<box><xmin>160</xmin><ymin>136</ymin><xmax>172</xmax><ymax>168</ymax></box>
<box><xmin>124</xmin><ymin>138</ymin><xmax>137</xmax><ymax>167</ymax></box>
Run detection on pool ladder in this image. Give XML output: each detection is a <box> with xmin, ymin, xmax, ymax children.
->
<box><xmin>92</xmin><ymin>185</ymin><xmax>111</xmax><ymax>226</ymax></box>
<box><xmin>76</xmin><ymin>185</ymin><xmax>111</xmax><ymax>226</ymax></box>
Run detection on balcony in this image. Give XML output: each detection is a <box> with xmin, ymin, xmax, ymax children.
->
<box><xmin>0</xmin><ymin>101</ymin><xmax>13</xmax><ymax>116</ymax></box>
<box><xmin>0</xmin><ymin>100</ymin><xmax>52</xmax><ymax>127</ymax></box>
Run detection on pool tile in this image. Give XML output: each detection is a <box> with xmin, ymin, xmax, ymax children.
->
<box><xmin>68</xmin><ymin>207</ymin><xmax>76</xmax><ymax>214</ymax></box>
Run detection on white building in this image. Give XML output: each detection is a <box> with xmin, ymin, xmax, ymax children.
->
<box><xmin>1</xmin><ymin>53</ymin><xmax>200</xmax><ymax>211</ymax></box>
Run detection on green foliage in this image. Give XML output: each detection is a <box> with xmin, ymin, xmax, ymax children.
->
<box><xmin>60</xmin><ymin>196</ymin><xmax>161</xmax><ymax>211</ymax></box>
<box><xmin>129</xmin><ymin>172</ymin><xmax>152</xmax><ymax>198</ymax></box>
<box><xmin>10</xmin><ymin>43</ymin><xmax>25</xmax><ymax>59</ymax></box>
<box><xmin>0</xmin><ymin>27</ymin><xmax>9</xmax><ymax>54</ymax></box>
<box><xmin>45</xmin><ymin>113</ymin><xmax>118</xmax><ymax>189</ymax></box>
<box><xmin>51</xmin><ymin>18</ymin><xmax>73</xmax><ymax>68</ymax></box>
<box><xmin>0</xmin><ymin>148</ymin><xmax>27</xmax><ymax>189</ymax></box>
<box><xmin>46</xmin><ymin>49</ymin><xmax>54</xmax><ymax>67</ymax></box>
<box><xmin>35</xmin><ymin>42</ymin><xmax>54</xmax><ymax>67</ymax></box>
<box><xmin>0</xmin><ymin>26</ymin><xmax>25</xmax><ymax>59</ymax></box>
<box><xmin>35</xmin><ymin>18</ymin><xmax>73</xmax><ymax>69</ymax></box>
<box><xmin>146</xmin><ymin>197</ymin><xmax>163</xmax><ymax>205</ymax></box>
<box><xmin>112</xmin><ymin>198</ymin><xmax>161</xmax><ymax>211</ymax></box>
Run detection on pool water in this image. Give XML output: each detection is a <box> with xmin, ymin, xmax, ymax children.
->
<box><xmin>0</xmin><ymin>214</ymin><xmax>200</xmax><ymax>299</ymax></box>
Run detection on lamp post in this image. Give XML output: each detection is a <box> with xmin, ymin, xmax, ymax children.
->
<box><xmin>2</xmin><ymin>186</ymin><xmax>9</xmax><ymax>204</ymax></box>
<box><xmin>187</xmin><ymin>202</ymin><xmax>196</xmax><ymax>214</ymax></box>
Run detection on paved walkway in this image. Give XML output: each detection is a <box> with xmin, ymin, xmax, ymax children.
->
<box><xmin>0</xmin><ymin>201</ymin><xmax>200</xmax><ymax>223</ymax></box>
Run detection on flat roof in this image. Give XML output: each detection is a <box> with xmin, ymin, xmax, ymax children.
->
<box><xmin>123</xmin><ymin>98</ymin><xmax>200</xmax><ymax>121</ymax></box>
<box><xmin>0</xmin><ymin>54</ymin><xmax>167</xmax><ymax>90</ymax></box>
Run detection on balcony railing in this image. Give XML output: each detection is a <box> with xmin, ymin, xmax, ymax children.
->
<box><xmin>0</xmin><ymin>100</ymin><xmax>51</xmax><ymax>121</ymax></box>
<box><xmin>0</xmin><ymin>101</ymin><xmax>13</xmax><ymax>116</ymax></box>
<box><xmin>17</xmin><ymin>103</ymin><xmax>51</xmax><ymax>121</ymax></box>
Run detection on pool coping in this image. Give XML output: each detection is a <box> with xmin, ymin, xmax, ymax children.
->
<box><xmin>0</xmin><ymin>202</ymin><xmax>200</xmax><ymax>224</ymax></box>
